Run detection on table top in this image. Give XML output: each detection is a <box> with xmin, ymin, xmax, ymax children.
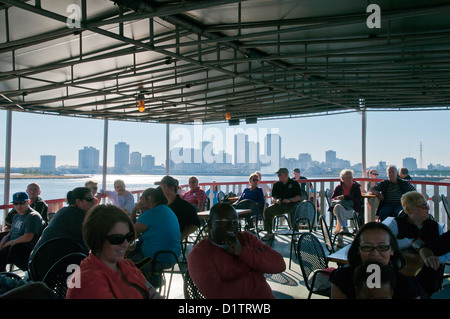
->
<box><xmin>327</xmin><ymin>245</ymin><xmax>423</xmax><ymax>277</ymax></box>
<box><xmin>327</xmin><ymin>244</ymin><xmax>350</xmax><ymax>265</ymax></box>
<box><xmin>197</xmin><ymin>208</ymin><xmax>252</xmax><ymax>219</ymax></box>
<box><xmin>361</xmin><ymin>193</ymin><xmax>377</xmax><ymax>198</ymax></box>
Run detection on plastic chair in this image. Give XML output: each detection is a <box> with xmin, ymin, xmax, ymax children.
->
<box><xmin>297</xmin><ymin>232</ymin><xmax>333</xmax><ymax>299</ymax></box>
<box><xmin>184</xmin><ymin>270</ymin><xmax>205</xmax><ymax>299</ymax></box>
<box><xmin>42</xmin><ymin>252</ymin><xmax>87</xmax><ymax>299</ymax></box>
<box><xmin>28</xmin><ymin>237</ymin><xmax>87</xmax><ymax>282</ymax></box>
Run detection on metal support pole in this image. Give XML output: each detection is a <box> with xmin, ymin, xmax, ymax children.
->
<box><xmin>101</xmin><ymin>118</ymin><xmax>108</xmax><ymax>202</ymax></box>
<box><xmin>166</xmin><ymin>123</ymin><xmax>170</xmax><ymax>175</ymax></box>
<box><xmin>3</xmin><ymin>110</ymin><xmax>12</xmax><ymax>226</ymax></box>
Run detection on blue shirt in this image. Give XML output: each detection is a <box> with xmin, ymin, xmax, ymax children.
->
<box><xmin>238</xmin><ymin>187</ymin><xmax>265</xmax><ymax>210</ymax></box>
<box><xmin>137</xmin><ymin>205</ymin><xmax>181</xmax><ymax>263</ymax></box>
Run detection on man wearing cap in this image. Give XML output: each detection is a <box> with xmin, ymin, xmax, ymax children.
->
<box><xmin>261</xmin><ymin>168</ymin><xmax>303</xmax><ymax>241</ymax></box>
<box><xmin>0</xmin><ymin>192</ymin><xmax>44</xmax><ymax>272</ymax></box>
<box><xmin>4</xmin><ymin>183</ymin><xmax>48</xmax><ymax>230</ymax></box>
<box><xmin>155</xmin><ymin>176</ymin><xmax>201</xmax><ymax>240</ymax></box>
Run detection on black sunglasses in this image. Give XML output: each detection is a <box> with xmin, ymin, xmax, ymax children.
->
<box><xmin>13</xmin><ymin>201</ymin><xmax>27</xmax><ymax>205</ymax></box>
<box><xmin>83</xmin><ymin>197</ymin><xmax>95</xmax><ymax>202</ymax></box>
<box><xmin>105</xmin><ymin>232</ymin><xmax>135</xmax><ymax>245</ymax></box>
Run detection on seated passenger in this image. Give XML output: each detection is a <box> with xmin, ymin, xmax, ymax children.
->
<box><xmin>129</xmin><ymin>187</ymin><xmax>181</xmax><ymax>265</ymax></box>
<box><xmin>181</xmin><ymin>176</ymin><xmax>207</xmax><ymax>211</ymax></box>
<box><xmin>261</xmin><ymin>168</ymin><xmax>304</xmax><ymax>241</ymax></box>
<box><xmin>5</xmin><ymin>182</ymin><xmax>48</xmax><ymax>229</ymax></box>
<box><xmin>235</xmin><ymin>173</ymin><xmax>265</xmax><ymax>213</ymax></box>
<box><xmin>30</xmin><ymin>187</ymin><xmax>95</xmax><ymax>260</ymax></box>
<box><xmin>206</xmin><ymin>181</ymin><xmax>224</xmax><ymax>209</ymax></box>
<box><xmin>188</xmin><ymin>203</ymin><xmax>285</xmax><ymax>299</ymax></box>
<box><xmin>101</xmin><ymin>179</ymin><xmax>135</xmax><ymax>215</ymax></box>
<box><xmin>0</xmin><ymin>192</ymin><xmax>44</xmax><ymax>272</ymax></box>
<box><xmin>330</xmin><ymin>222</ymin><xmax>423</xmax><ymax>299</ymax></box>
<box><xmin>154</xmin><ymin>176</ymin><xmax>201</xmax><ymax>240</ymax></box>
<box><xmin>66</xmin><ymin>204</ymin><xmax>160</xmax><ymax>299</ymax></box>
<box><xmin>369</xmin><ymin>166</ymin><xmax>415</xmax><ymax>221</ymax></box>
<box><xmin>353</xmin><ymin>261</ymin><xmax>396</xmax><ymax>299</ymax></box>
<box><xmin>329</xmin><ymin>169</ymin><xmax>362</xmax><ymax>246</ymax></box>
<box><xmin>383</xmin><ymin>191</ymin><xmax>450</xmax><ymax>296</ymax></box>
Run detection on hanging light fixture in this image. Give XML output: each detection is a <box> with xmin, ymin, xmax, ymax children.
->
<box><xmin>225</xmin><ymin>112</ymin><xmax>231</xmax><ymax>120</ymax></box>
<box><xmin>137</xmin><ymin>93</ymin><xmax>145</xmax><ymax>112</ymax></box>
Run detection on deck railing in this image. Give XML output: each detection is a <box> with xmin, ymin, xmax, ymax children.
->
<box><xmin>1</xmin><ymin>178</ymin><xmax>449</xmax><ymax>230</ymax></box>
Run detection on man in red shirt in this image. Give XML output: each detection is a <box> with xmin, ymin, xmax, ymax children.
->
<box><xmin>181</xmin><ymin>176</ymin><xmax>207</xmax><ymax>211</ymax></box>
<box><xmin>188</xmin><ymin>203</ymin><xmax>286</xmax><ymax>299</ymax></box>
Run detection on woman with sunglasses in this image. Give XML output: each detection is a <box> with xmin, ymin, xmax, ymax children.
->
<box><xmin>66</xmin><ymin>205</ymin><xmax>160</xmax><ymax>299</ymax></box>
<box><xmin>383</xmin><ymin>191</ymin><xmax>450</xmax><ymax>296</ymax></box>
<box><xmin>330</xmin><ymin>222</ymin><xmax>423</xmax><ymax>299</ymax></box>
<box><xmin>235</xmin><ymin>173</ymin><xmax>265</xmax><ymax>212</ymax></box>
<box><xmin>29</xmin><ymin>187</ymin><xmax>96</xmax><ymax>261</ymax></box>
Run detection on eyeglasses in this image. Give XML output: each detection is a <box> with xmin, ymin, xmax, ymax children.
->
<box><xmin>215</xmin><ymin>219</ymin><xmax>239</xmax><ymax>226</ymax></box>
<box><xmin>105</xmin><ymin>232</ymin><xmax>135</xmax><ymax>245</ymax></box>
<box><xmin>13</xmin><ymin>201</ymin><xmax>27</xmax><ymax>206</ymax></box>
<box><xmin>417</xmin><ymin>203</ymin><xmax>429</xmax><ymax>209</ymax></box>
<box><xmin>370</xmin><ymin>173</ymin><xmax>379</xmax><ymax>176</ymax></box>
<box><xmin>251</xmin><ymin>179</ymin><xmax>259</xmax><ymax>182</ymax></box>
<box><xmin>83</xmin><ymin>197</ymin><xmax>95</xmax><ymax>202</ymax></box>
<box><xmin>359</xmin><ymin>244</ymin><xmax>391</xmax><ymax>252</ymax></box>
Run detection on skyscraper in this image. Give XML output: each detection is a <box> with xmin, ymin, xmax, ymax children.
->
<box><xmin>114</xmin><ymin>142</ymin><xmax>130</xmax><ymax>173</ymax></box>
<box><xmin>40</xmin><ymin>155</ymin><xmax>56</xmax><ymax>173</ymax></box>
<box><xmin>130</xmin><ymin>151</ymin><xmax>142</xmax><ymax>169</ymax></box>
<box><xmin>78</xmin><ymin>146</ymin><xmax>99</xmax><ymax>171</ymax></box>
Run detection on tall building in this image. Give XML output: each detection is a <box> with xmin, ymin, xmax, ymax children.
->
<box><xmin>142</xmin><ymin>155</ymin><xmax>155</xmax><ymax>169</ymax></box>
<box><xmin>114</xmin><ymin>142</ymin><xmax>130</xmax><ymax>172</ymax></box>
<box><xmin>403</xmin><ymin>157</ymin><xmax>417</xmax><ymax>170</ymax></box>
<box><xmin>130</xmin><ymin>152</ymin><xmax>142</xmax><ymax>169</ymax></box>
<box><xmin>78</xmin><ymin>146</ymin><xmax>99</xmax><ymax>171</ymax></box>
<box><xmin>325</xmin><ymin>150</ymin><xmax>336</xmax><ymax>164</ymax></box>
<box><xmin>262</xmin><ymin>133</ymin><xmax>281</xmax><ymax>168</ymax></box>
<box><xmin>40</xmin><ymin>155</ymin><xmax>56</xmax><ymax>173</ymax></box>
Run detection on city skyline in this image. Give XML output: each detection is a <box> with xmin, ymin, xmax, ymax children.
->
<box><xmin>0</xmin><ymin>109</ymin><xmax>449</xmax><ymax>171</ymax></box>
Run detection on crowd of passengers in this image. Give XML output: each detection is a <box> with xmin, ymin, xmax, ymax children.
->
<box><xmin>1</xmin><ymin>166</ymin><xmax>449</xmax><ymax>299</ymax></box>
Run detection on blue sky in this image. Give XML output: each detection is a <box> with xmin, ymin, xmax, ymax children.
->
<box><xmin>0</xmin><ymin>109</ymin><xmax>449</xmax><ymax>169</ymax></box>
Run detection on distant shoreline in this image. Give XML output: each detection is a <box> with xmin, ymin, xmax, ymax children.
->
<box><xmin>0</xmin><ymin>174</ymin><xmax>90</xmax><ymax>179</ymax></box>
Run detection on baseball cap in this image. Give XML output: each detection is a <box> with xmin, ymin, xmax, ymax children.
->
<box><xmin>155</xmin><ymin>176</ymin><xmax>179</xmax><ymax>189</ymax></box>
<box><xmin>275</xmin><ymin>167</ymin><xmax>289</xmax><ymax>175</ymax></box>
<box><xmin>11</xmin><ymin>192</ymin><xmax>29</xmax><ymax>203</ymax></box>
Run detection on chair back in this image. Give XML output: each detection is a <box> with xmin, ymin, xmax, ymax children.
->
<box><xmin>28</xmin><ymin>237</ymin><xmax>86</xmax><ymax>282</ymax></box>
<box><xmin>234</xmin><ymin>199</ymin><xmax>260</xmax><ymax>218</ymax></box>
<box><xmin>234</xmin><ymin>199</ymin><xmax>261</xmax><ymax>233</ymax></box>
<box><xmin>319</xmin><ymin>215</ymin><xmax>334</xmax><ymax>254</ymax></box>
<box><xmin>295</xmin><ymin>200</ymin><xmax>316</xmax><ymax>231</ymax></box>
<box><xmin>193</xmin><ymin>224</ymin><xmax>209</xmax><ymax>245</ymax></box>
<box><xmin>352</xmin><ymin>211</ymin><xmax>361</xmax><ymax>232</ymax></box>
<box><xmin>297</xmin><ymin>233</ymin><xmax>328</xmax><ymax>292</ymax></box>
<box><xmin>442</xmin><ymin>194</ymin><xmax>450</xmax><ymax>221</ymax></box>
<box><xmin>325</xmin><ymin>189</ymin><xmax>332</xmax><ymax>207</ymax></box>
<box><xmin>184</xmin><ymin>270</ymin><xmax>205</xmax><ymax>299</ymax></box>
<box><xmin>42</xmin><ymin>252</ymin><xmax>87</xmax><ymax>299</ymax></box>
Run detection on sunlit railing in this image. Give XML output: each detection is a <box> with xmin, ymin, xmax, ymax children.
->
<box><xmin>1</xmin><ymin>178</ymin><xmax>449</xmax><ymax>230</ymax></box>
